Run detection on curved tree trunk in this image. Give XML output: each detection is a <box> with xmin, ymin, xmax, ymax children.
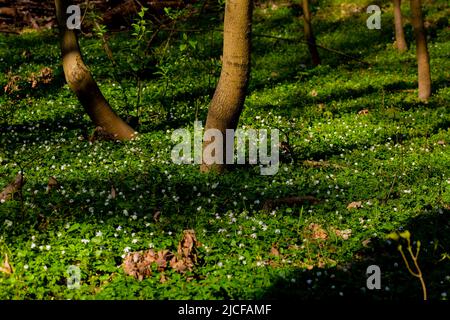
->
<box><xmin>393</xmin><ymin>0</ymin><xmax>407</xmax><ymax>52</ymax></box>
<box><xmin>410</xmin><ymin>0</ymin><xmax>431</xmax><ymax>101</ymax></box>
<box><xmin>302</xmin><ymin>0</ymin><xmax>320</xmax><ymax>65</ymax></box>
<box><xmin>55</xmin><ymin>0</ymin><xmax>136</xmax><ymax>140</ymax></box>
<box><xmin>200</xmin><ymin>0</ymin><xmax>253</xmax><ymax>173</ymax></box>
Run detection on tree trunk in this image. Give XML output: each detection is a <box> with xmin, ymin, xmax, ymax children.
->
<box><xmin>393</xmin><ymin>0</ymin><xmax>407</xmax><ymax>52</ymax></box>
<box><xmin>410</xmin><ymin>0</ymin><xmax>431</xmax><ymax>101</ymax></box>
<box><xmin>54</xmin><ymin>0</ymin><xmax>136</xmax><ymax>140</ymax></box>
<box><xmin>200</xmin><ymin>0</ymin><xmax>253</xmax><ymax>173</ymax></box>
<box><xmin>302</xmin><ymin>0</ymin><xmax>320</xmax><ymax>65</ymax></box>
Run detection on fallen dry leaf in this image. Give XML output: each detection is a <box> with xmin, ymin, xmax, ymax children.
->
<box><xmin>89</xmin><ymin>126</ymin><xmax>117</xmax><ymax>142</ymax></box>
<box><xmin>123</xmin><ymin>229</ymin><xmax>200</xmax><ymax>280</ymax></box>
<box><xmin>362</xmin><ymin>238</ymin><xmax>372</xmax><ymax>247</ymax></box>
<box><xmin>358</xmin><ymin>109</ymin><xmax>369</xmax><ymax>115</ymax></box>
<box><xmin>347</xmin><ymin>201</ymin><xmax>362</xmax><ymax>209</ymax></box>
<box><xmin>4</xmin><ymin>74</ymin><xmax>21</xmax><ymax>94</ymax></box>
<box><xmin>0</xmin><ymin>254</ymin><xmax>13</xmax><ymax>275</ymax></box>
<box><xmin>333</xmin><ymin>228</ymin><xmax>352</xmax><ymax>240</ymax></box>
<box><xmin>153</xmin><ymin>210</ymin><xmax>161</xmax><ymax>222</ymax></box>
<box><xmin>0</xmin><ymin>172</ymin><xmax>25</xmax><ymax>202</ymax></box>
<box><xmin>310</xmin><ymin>89</ymin><xmax>318</xmax><ymax>97</ymax></box>
<box><xmin>110</xmin><ymin>185</ymin><xmax>117</xmax><ymax>199</ymax></box>
<box><xmin>270</xmin><ymin>246</ymin><xmax>280</xmax><ymax>257</ymax></box>
<box><xmin>46</xmin><ymin>176</ymin><xmax>58</xmax><ymax>193</ymax></box>
<box><xmin>308</xmin><ymin>223</ymin><xmax>328</xmax><ymax>240</ymax></box>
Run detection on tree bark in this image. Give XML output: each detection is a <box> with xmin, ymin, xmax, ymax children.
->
<box><xmin>410</xmin><ymin>0</ymin><xmax>431</xmax><ymax>101</ymax></box>
<box><xmin>54</xmin><ymin>0</ymin><xmax>136</xmax><ymax>140</ymax></box>
<box><xmin>200</xmin><ymin>0</ymin><xmax>253</xmax><ymax>173</ymax></box>
<box><xmin>302</xmin><ymin>0</ymin><xmax>320</xmax><ymax>65</ymax></box>
<box><xmin>393</xmin><ymin>0</ymin><xmax>407</xmax><ymax>52</ymax></box>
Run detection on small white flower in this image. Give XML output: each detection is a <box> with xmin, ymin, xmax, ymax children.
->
<box><xmin>24</xmin><ymin>264</ymin><xmax>29</xmax><ymax>270</ymax></box>
<box><xmin>31</xmin><ymin>243</ymin><xmax>36</xmax><ymax>249</ymax></box>
<box><xmin>250</xmin><ymin>233</ymin><xmax>257</xmax><ymax>239</ymax></box>
<box><xmin>4</xmin><ymin>220</ymin><xmax>13</xmax><ymax>227</ymax></box>
<box><xmin>81</xmin><ymin>239</ymin><xmax>90</xmax><ymax>244</ymax></box>
<box><xmin>132</xmin><ymin>239</ymin><xmax>138</xmax><ymax>244</ymax></box>
<box><xmin>46</xmin><ymin>245</ymin><xmax>51</xmax><ymax>251</ymax></box>
<box><xmin>217</xmin><ymin>262</ymin><xmax>223</xmax><ymax>267</ymax></box>
<box><xmin>96</xmin><ymin>231</ymin><xmax>103</xmax><ymax>237</ymax></box>
<box><xmin>124</xmin><ymin>247</ymin><xmax>131</xmax><ymax>253</ymax></box>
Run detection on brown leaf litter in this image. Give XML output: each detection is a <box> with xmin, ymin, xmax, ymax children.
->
<box><xmin>122</xmin><ymin>230</ymin><xmax>200</xmax><ymax>281</ymax></box>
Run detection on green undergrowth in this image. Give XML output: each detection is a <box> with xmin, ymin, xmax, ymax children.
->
<box><xmin>0</xmin><ymin>0</ymin><xmax>449</xmax><ymax>300</ymax></box>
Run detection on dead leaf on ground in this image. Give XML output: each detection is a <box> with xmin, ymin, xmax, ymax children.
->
<box><xmin>122</xmin><ymin>229</ymin><xmax>200</xmax><ymax>281</ymax></box>
<box><xmin>270</xmin><ymin>245</ymin><xmax>280</xmax><ymax>257</ymax></box>
<box><xmin>4</xmin><ymin>74</ymin><xmax>21</xmax><ymax>94</ymax></box>
<box><xmin>30</xmin><ymin>67</ymin><xmax>53</xmax><ymax>88</ymax></box>
<box><xmin>308</xmin><ymin>223</ymin><xmax>328</xmax><ymax>240</ymax></box>
<box><xmin>347</xmin><ymin>201</ymin><xmax>362</xmax><ymax>209</ymax></box>
<box><xmin>0</xmin><ymin>172</ymin><xmax>25</xmax><ymax>202</ymax></box>
<box><xmin>362</xmin><ymin>238</ymin><xmax>372</xmax><ymax>247</ymax></box>
<box><xmin>0</xmin><ymin>254</ymin><xmax>13</xmax><ymax>275</ymax></box>
<box><xmin>46</xmin><ymin>176</ymin><xmax>58</xmax><ymax>193</ymax></box>
<box><xmin>333</xmin><ymin>228</ymin><xmax>352</xmax><ymax>240</ymax></box>
<box><xmin>110</xmin><ymin>185</ymin><xmax>117</xmax><ymax>199</ymax></box>
<box><xmin>310</xmin><ymin>89</ymin><xmax>318</xmax><ymax>97</ymax></box>
<box><xmin>89</xmin><ymin>126</ymin><xmax>117</xmax><ymax>142</ymax></box>
<box><xmin>153</xmin><ymin>210</ymin><xmax>161</xmax><ymax>222</ymax></box>
<box><xmin>358</xmin><ymin>109</ymin><xmax>369</xmax><ymax>115</ymax></box>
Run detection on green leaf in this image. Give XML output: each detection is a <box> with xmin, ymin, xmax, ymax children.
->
<box><xmin>67</xmin><ymin>223</ymin><xmax>80</xmax><ymax>233</ymax></box>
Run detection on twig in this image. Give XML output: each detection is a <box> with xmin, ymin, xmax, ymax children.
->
<box><xmin>157</xmin><ymin>27</ymin><xmax>372</xmax><ymax>66</ymax></box>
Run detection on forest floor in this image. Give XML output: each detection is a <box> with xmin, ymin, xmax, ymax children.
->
<box><xmin>0</xmin><ymin>0</ymin><xmax>450</xmax><ymax>299</ymax></box>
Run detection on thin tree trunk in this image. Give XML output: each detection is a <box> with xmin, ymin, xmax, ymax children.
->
<box><xmin>200</xmin><ymin>0</ymin><xmax>253</xmax><ymax>173</ymax></box>
<box><xmin>302</xmin><ymin>0</ymin><xmax>320</xmax><ymax>65</ymax></box>
<box><xmin>410</xmin><ymin>0</ymin><xmax>431</xmax><ymax>101</ymax></box>
<box><xmin>393</xmin><ymin>0</ymin><xmax>407</xmax><ymax>52</ymax></box>
<box><xmin>54</xmin><ymin>0</ymin><xmax>136</xmax><ymax>140</ymax></box>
